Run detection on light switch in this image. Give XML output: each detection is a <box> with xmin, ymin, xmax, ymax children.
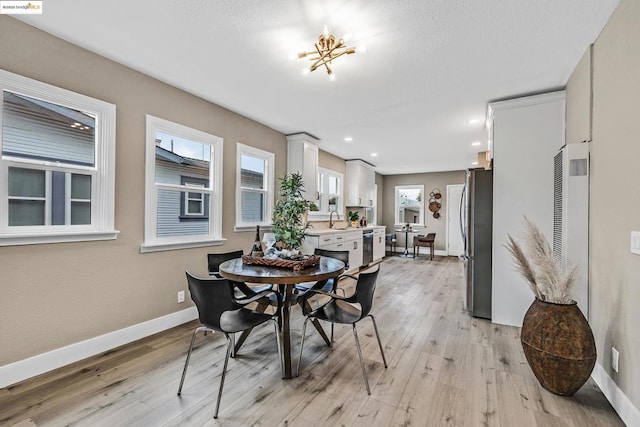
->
<box><xmin>631</xmin><ymin>231</ymin><xmax>640</xmax><ymax>255</ymax></box>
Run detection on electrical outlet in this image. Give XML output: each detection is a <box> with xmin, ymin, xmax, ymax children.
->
<box><xmin>611</xmin><ymin>347</ymin><xmax>619</xmax><ymax>373</ymax></box>
<box><xmin>177</xmin><ymin>290</ymin><xmax>185</xmax><ymax>303</ymax></box>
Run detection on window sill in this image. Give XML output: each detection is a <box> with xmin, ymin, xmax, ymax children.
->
<box><xmin>0</xmin><ymin>230</ymin><xmax>119</xmax><ymax>247</ymax></box>
<box><xmin>234</xmin><ymin>224</ymin><xmax>272</xmax><ymax>233</ymax></box>
<box><xmin>308</xmin><ymin>212</ymin><xmax>341</xmax><ymax>221</ymax></box>
<box><xmin>140</xmin><ymin>238</ymin><xmax>226</xmax><ymax>253</ymax></box>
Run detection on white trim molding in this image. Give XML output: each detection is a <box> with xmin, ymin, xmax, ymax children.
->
<box><xmin>0</xmin><ymin>307</ymin><xmax>198</xmax><ymax>388</ymax></box>
<box><xmin>591</xmin><ymin>362</ymin><xmax>640</xmax><ymax>427</ymax></box>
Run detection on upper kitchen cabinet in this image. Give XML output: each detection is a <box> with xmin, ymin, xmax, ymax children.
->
<box><xmin>287</xmin><ymin>133</ymin><xmax>319</xmax><ymax>203</ymax></box>
<box><xmin>346</xmin><ymin>160</ymin><xmax>375</xmax><ymax>207</ymax></box>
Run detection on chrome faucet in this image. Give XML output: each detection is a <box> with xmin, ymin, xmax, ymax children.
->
<box><xmin>329</xmin><ymin>211</ymin><xmax>339</xmax><ymax>228</ymax></box>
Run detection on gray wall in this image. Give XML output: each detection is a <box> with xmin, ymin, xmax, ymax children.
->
<box><xmin>0</xmin><ymin>17</ymin><xmax>287</xmax><ymax>366</ymax></box>
<box><xmin>566</xmin><ymin>0</ymin><xmax>640</xmax><ymax>411</ymax></box>
<box><xmin>381</xmin><ymin>171</ymin><xmax>465</xmax><ymax>251</ymax></box>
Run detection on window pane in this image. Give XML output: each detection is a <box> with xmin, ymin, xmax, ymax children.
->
<box><xmin>70</xmin><ymin>201</ymin><xmax>91</xmax><ymax>224</ymax></box>
<box><xmin>3</xmin><ymin>91</ymin><xmax>95</xmax><ymax>166</ymax></box>
<box><xmin>241</xmin><ymin>191</ymin><xmax>264</xmax><ymax>222</ymax></box>
<box><xmin>187</xmin><ymin>200</ymin><xmax>203</xmax><ymax>214</ymax></box>
<box><xmin>9</xmin><ymin>167</ymin><xmax>45</xmax><ymax>197</ymax></box>
<box><xmin>240</xmin><ymin>154</ymin><xmax>265</xmax><ymax>190</ymax></box>
<box><xmin>9</xmin><ymin>200</ymin><xmax>45</xmax><ymax>226</ymax></box>
<box><xmin>71</xmin><ymin>174</ymin><xmax>91</xmax><ymax>199</ymax></box>
<box><xmin>329</xmin><ymin>196</ymin><xmax>338</xmax><ymax>212</ymax></box>
<box><xmin>328</xmin><ymin>176</ymin><xmax>338</xmax><ymax>194</ymax></box>
<box><xmin>157</xmin><ymin>188</ymin><xmax>209</xmax><ymax>237</ymax></box>
<box><xmin>155</xmin><ymin>132</ymin><xmax>210</xmax><ymax>187</ymax></box>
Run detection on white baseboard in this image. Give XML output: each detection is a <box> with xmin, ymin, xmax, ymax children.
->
<box><xmin>592</xmin><ymin>362</ymin><xmax>640</xmax><ymax>426</ymax></box>
<box><xmin>0</xmin><ymin>306</ymin><xmax>198</xmax><ymax>388</ymax></box>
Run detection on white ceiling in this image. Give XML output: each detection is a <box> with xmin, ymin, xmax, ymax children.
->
<box><xmin>17</xmin><ymin>0</ymin><xmax>619</xmax><ymax>175</ymax></box>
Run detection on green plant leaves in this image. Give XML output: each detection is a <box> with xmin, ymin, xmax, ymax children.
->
<box><xmin>271</xmin><ymin>173</ymin><xmax>310</xmax><ymax>250</ymax></box>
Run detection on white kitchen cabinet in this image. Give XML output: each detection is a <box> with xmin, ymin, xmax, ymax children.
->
<box><xmin>302</xmin><ymin>229</ymin><xmax>363</xmax><ymax>271</ymax></box>
<box><xmin>372</xmin><ymin>227</ymin><xmax>386</xmax><ymax>261</ymax></box>
<box><xmin>287</xmin><ymin>133</ymin><xmax>319</xmax><ymax>203</ymax></box>
<box><xmin>345</xmin><ymin>160</ymin><xmax>375</xmax><ymax>207</ymax></box>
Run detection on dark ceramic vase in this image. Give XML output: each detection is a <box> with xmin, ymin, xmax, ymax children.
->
<box><xmin>520</xmin><ymin>298</ymin><xmax>597</xmax><ymax>396</ymax></box>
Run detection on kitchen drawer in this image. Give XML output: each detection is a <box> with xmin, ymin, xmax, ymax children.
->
<box><xmin>317</xmin><ymin>234</ymin><xmax>336</xmax><ymax>246</ymax></box>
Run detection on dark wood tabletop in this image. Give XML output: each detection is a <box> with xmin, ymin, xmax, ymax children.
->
<box><xmin>218</xmin><ymin>255</ymin><xmax>345</xmax><ymax>379</ymax></box>
<box><xmin>218</xmin><ymin>256</ymin><xmax>345</xmax><ymax>285</ymax></box>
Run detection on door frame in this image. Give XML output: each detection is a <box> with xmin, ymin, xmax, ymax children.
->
<box><xmin>446</xmin><ymin>184</ymin><xmax>465</xmax><ymax>256</ymax></box>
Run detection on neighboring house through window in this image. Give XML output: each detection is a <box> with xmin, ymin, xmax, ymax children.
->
<box><xmin>235</xmin><ymin>143</ymin><xmax>274</xmax><ymax>230</ymax></box>
<box><xmin>142</xmin><ymin>115</ymin><xmax>223</xmax><ymax>252</ymax></box>
<box><xmin>0</xmin><ymin>70</ymin><xmax>117</xmax><ymax>246</ymax></box>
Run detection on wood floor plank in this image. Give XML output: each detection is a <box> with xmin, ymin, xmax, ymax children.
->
<box><xmin>0</xmin><ymin>256</ymin><xmax>624</xmax><ymax>427</ymax></box>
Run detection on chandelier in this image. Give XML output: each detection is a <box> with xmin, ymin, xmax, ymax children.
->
<box><xmin>297</xmin><ymin>26</ymin><xmax>363</xmax><ymax>81</ymax></box>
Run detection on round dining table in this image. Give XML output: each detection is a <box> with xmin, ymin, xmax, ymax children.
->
<box><xmin>218</xmin><ymin>256</ymin><xmax>345</xmax><ymax>379</ymax></box>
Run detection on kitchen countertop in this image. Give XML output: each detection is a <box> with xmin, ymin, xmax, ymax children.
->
<box><xmin>305</xmin><ymin>225</ymin><xmax>385</xmax><ymax>236</ymax></box>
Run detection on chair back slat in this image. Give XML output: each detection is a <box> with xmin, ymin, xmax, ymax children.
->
<box><xmin>314</xmin><ymin>248</ymin><xmax>350</xmax><ymax>269</ymax></box>
<box><xmin>186</xmin><ymin>272</ymin><xmax>239</xmax><ymax>331</ymax></box>
<box><xmin>207</xmin><ymin>250</ymin><xmax>244</xmax><ymax>275</ymax></box>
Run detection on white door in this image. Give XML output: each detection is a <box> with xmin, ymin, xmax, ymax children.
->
<box><xmin>446</xmin><ymin>184</ymin><xmax>464</xmax><ymax>256</ymax></box>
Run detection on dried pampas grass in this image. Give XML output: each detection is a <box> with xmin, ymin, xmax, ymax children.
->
<box><xmin>505</xmin><ymin>217</ymin><xmax>576</xmax><ymax>304</ymax></box>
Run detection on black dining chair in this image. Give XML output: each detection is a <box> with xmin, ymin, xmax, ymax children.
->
<box><xmin>294</xmin><ymin>248</ymin><xmax>351</xmax><ymax>296</ymax></box>
<box><xmin>208</xmin><ymin>250</ymin><xmax>273</xmax><ymax>297</ymax></box>
<box><xmin>178</xmin><ymin>272</ymin><xmax>283</xmax><ymax>419</ymax></box>
<box><xmin>296</xmin><ymin>267</ymin><xmax>387</xmax><ymax>395</ymax></box>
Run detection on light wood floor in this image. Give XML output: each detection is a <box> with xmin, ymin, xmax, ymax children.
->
<box><xmin>0</xmin><ymin>256</ymin><xmax>623</xmax><ymax>426</ymax></box>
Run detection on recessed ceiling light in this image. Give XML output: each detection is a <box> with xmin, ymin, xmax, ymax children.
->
<box><xmin>472</xmin><ymin>161</ymin><xmax>479</xmax><ymax>165</ymax></box>
<box><xmin>344</xmin><ymin>136</ymin><xmax>353</xmax><ymax>142</ymax></box>
<box><xmin>472</xmin><ymin>141</ymin><xmax>481</xmax><ymax>146</ymax></box>
<box><xmin>371</xmin><ymin>152</ymin><xmax>378</xmax><ymax>157</ymax></box>
<box><xmin>467</xmin><ymin>118</ymin><xmax>482</xmax><ymax>125</ymax></box>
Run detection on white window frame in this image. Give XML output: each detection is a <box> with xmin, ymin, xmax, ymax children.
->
<box><xmin>309</xmin><ymin>167</ymin><xmax>344</xmax><ymax>220</ymax></box>
<box><xmin>0</xmin><ymin>69</ymin><xmax>117</xmax><ymax>246</ymax></box>
<box><xmin>141</xmin><ymin>115</ymin><xmax>224</xmax><ymax>252</ymax></box>
<box><xmin>394</xmin><ymin>184</ymin><xmax>425</xmax><ymax>227</ymax></box>
<box><xmin>235</xmin><ymin>143</ymin><xmax>274</xmax><ymax>231</ymax></box>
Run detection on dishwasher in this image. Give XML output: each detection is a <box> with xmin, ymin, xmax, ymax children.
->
<box><xmin>362</xmin><ymin>230</ymin><xmax>374</xmax><ymax>265</ymax></box>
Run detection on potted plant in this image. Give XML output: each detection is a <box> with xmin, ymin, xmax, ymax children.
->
<box><xmin>271</xmin><ymin>173</ymin><xmax>310</xmax><ymax>256</ymax></box>
<box><xmin>348</xmin><ymin>211</ymin><xmax>360</xmax><ymax>228</ymax></box>
<box><xmin>505</xmin><ymin>217</ymin><xmax>596</xmax><ymax>396</ymax></box>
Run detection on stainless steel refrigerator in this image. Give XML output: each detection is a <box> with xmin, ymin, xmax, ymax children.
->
<box><xmin>460</xmin><ymin>168</ymin><xmax>493</xmax><ymax>319</ymax></box>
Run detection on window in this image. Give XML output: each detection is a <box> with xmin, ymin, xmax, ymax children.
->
<box><xmin>0</xmin><ymin>70</ymin><xmax>117</xmax><ymax>246</ymax></box>
<box><xmin>142</xmin><ymin>116</ymin><xmax>223</xmax><ymax>252</ymax></box>
<box><xmin>395</xmin><ymin>184</ymin><xmax>424</xmax><ymax>226</ymax></box>
<box><xmin>310</xmin><ymin>168</ymin><xmax>343</xmax><ymax>219</ymax></box>
<box><xmin>235</xmin><ymin>143</ymin><xmax>274</xmax><ymax>230</ymax></box>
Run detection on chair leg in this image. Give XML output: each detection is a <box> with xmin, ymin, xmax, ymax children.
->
<box><xmin>368</xmin><ymin>315</ymin><xmax>388</xmax><ymax>368</ymax></box>
<box><xmin>352</xmin><ymin>324</ymin><xmax>371</xmax><ymax>395</ymax></box>
<box><xmin>272</xmin><ymin>319</ymin><xmax>284</xmax><ymax>379</ymax></box>
<box><xmin>214</xmin><ymin>334</ymin><xmax>234</xmax><ymax>419</ymax></box>
<box><xmin>177</xmin><ymin>326</ymin><xmax>208</xmax><ymax>395</ymax></box>
<box><xmin>330</xmin><ymin>322</ymin><xmax>334</xmax><ymax>345</ymax></box>
<box><xmin>296</xmin><ymin>317</ymin><xmax>311</xmax><ymax>377</ymax></box>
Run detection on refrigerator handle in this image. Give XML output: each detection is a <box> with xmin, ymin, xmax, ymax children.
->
<box><xmin>459</xmin><ymin>183</ymin><xmax>466</xmax><ymax>243</ymax></box>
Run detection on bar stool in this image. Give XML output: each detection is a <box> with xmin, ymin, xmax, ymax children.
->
<box><xmin>385</xmin><ymin>233</ymin><xmax>397</xmax><ymax>256</ymax></box>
